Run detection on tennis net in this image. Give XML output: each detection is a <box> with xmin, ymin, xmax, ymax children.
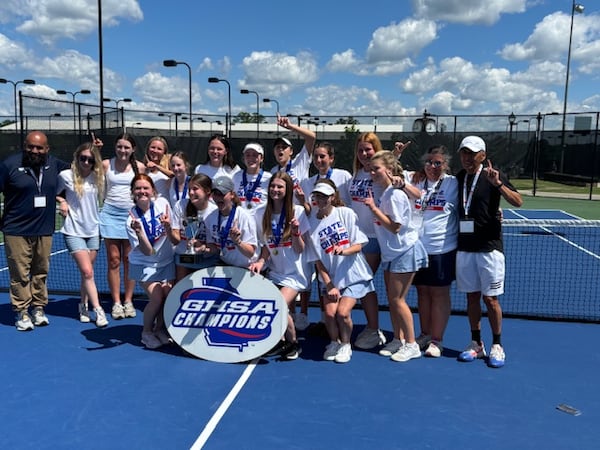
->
<box><xmin>0</xmin><ymin>218</ymin><xmax>599</xmax><ymax>322</ymax></box>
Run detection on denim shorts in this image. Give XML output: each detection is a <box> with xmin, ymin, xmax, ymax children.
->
<box><xmin>63</xmin><ymin>233</ymin><xmax>100</xmax><ymax>254</ymax></box>
<box><xmin>381</xmin><ymin>241</ymin><xmax>428</xmax><ymax>274</ymax></box>
<box><xmin>320</xmin><ymin>280</ymin><xmax>374</xmax><ymax>300</ymax></box>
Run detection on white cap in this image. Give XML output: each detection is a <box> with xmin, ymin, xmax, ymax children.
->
<box><xmin>458</xmin><ymin>136</ymin><xmax>486</xmax><ymax>153</ymax></box>
<box><xmin>312</xmin><ymin>182</ymin><xmax>336</xmax><ymax>196</ymax></box>
<box><xmin>243</xmin><ymin>143</ymin><xmax>264</xmax><ymax>156</ymax></box>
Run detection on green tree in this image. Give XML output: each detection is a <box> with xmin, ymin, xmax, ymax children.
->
<box><xmin>233</xmin><ymin>111</ymin><xmax>267</xmax><ymax>124</ymax></box>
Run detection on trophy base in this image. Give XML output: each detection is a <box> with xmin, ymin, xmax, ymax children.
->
<box><xmin>178</xmin><ymin>254</ymin><xmax>204</xmax><ymax>265</ymax></box>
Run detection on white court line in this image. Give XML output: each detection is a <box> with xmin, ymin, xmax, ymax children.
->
<box><xmin>540</xmin><ymin>226</ymin><xmax>600</xmax><ymax>260</ymax></box>
<box><xmin>0</xmin><ymin>248</ymin><xmax>69</xmax><ymax>273</ymax></box>
<box><xmin>190</xmin><ymin>358</ymin><xmax>259</xmax><ymax>450</ymax></box>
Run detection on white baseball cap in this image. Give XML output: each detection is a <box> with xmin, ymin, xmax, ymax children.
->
<box><xmin>458</xmin><ymin>136</ymin><xmax>486</xmax><ymax>153</ymax></box>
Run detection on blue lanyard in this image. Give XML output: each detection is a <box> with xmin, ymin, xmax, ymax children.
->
<box><xmin>218</xmin><ymin>206</ymin><xmax>237</xmax><ymax>249</ymax></box>
<box><xmin>242</xmin><ymin>169</ymin><xmax>263</xmax><ymax>206</ymax></box>
<box><xmin>174</xmin><ymin>175</ymin><xmax>189</xmax><ymax>201</ymax></box>
<box><xmin>271</xmin><ymin>209</ymin><xmax>287</xmax><ymax>248</ymax></box>
<box><xmin>135</xmin><ymin>202</ymin><xmax>156</xmax><ymax>245</ymax></box>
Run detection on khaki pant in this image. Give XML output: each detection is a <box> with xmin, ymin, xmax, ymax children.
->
<box><xmin>4</xmin><ymin>235</ymin><xmax>52</xmax><ymax>312</ymax></box>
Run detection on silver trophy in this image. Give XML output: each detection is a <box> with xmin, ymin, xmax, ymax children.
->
<box><xmin>184</xmin><ymin>216</ymin><xmax>200</xmax><ymax>254</ymax></box>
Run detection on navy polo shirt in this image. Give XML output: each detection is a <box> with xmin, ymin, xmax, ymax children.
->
<box><xmin>0</xmin><ymin>152</ymin><xmax>69</xmax><ymax>236</ymax></box>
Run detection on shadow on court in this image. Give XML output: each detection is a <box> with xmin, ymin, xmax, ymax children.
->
<box><xmin>1</xmin><ymin>294</ymin><xmax>598</xmax><ymax>449</ymax></box>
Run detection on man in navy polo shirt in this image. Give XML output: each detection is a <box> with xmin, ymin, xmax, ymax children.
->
<box><xmin>0</xmin><ymin>131</ymin><xmax>69</xmax><ymax>330</ymax></box>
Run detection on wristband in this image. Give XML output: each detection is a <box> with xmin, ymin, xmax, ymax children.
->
<box><xmin>497</xmin><ymin>183</ymin><xmax>504</xmax><ymax>189</ymax></box>
<box><xmin>292</xmin><ymin>231</ymin><xmax>301</xmax><ymax>237</ymax></box>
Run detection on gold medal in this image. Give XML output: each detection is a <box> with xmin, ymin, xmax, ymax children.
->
<box><xmin>247</xmin><ymin>203</ymin><xmax>252</xmax><ymax>209</ymax></box>
<box><xmin>273</xmin><ymin>249</ymin><xmax>279</xmax><ymax>255</ymax></box>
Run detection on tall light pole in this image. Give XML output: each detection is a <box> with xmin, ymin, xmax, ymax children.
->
<box><xmin>57</xmin><ymin>89</ymin><xmax>91</xmax><ymax>133</ymax></box>
<box><xmin>0</xmin><ymin>78</ymin><xmax>36</xmax><ymax>130</ymax></box>
<box><xmin>560</xmin><ymin>1</ymin><xmax>585</xmax><ymax>173</ymax></box>
<box><xmin>263</xmin><ymin>97</ymin><xmax>280</xmax><ymax>135</ymax></box>
<box><xmin>103</xmin><ymin>97</ymin><xmax>132</xmax><ymax>128</ymax></box>
<box><xmin>208</xmin><ymin>77</ymin><xmax>231</xmax><ymax>138</ymax></box>
<box><xmin>507</xmin><ymin>112</ymin><xmax>516</xmax><ymax>153</ymax></box>
<box><xmin>164</xmin><ymin>59</ymin><xmax>193</xmax><ymax>133</ymax></box>
<box><xmin>241</xmin><ymin>89</ymin><xmax>259</xmax><ymax>139</ymax></box>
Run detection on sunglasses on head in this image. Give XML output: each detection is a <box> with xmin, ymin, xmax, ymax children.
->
<box><xmin>79</xmin><ymin>155</ymin><xmax>95</xmax><ymax>164</ymax></box>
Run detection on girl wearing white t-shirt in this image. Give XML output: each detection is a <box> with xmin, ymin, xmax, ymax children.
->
<box><xmin>127</xmin><ymin>174</ymin><xmax>177</xmax><ymax>350</ymax></box>
<box><xmin>306</xmin><ymin>179</ymin><xmax>374</xmax><ymax>364</ymax></box>
<box><xmin>209</xmin><ymin>176</ymin><xmax>258</xmax><ymax>268</ymax></box>
<box><xmin>269</xmin><ymin>113</ymin><xmax>315</xmax><ymax>197</ymax></box>
<box><xmin>232</xmin><ymin>143</ymin><xmax>272</xmax><ymax>216</ymax></box>
<box><xmin>249</xmin><ymin>172</ymin><xmax>309</xmax><ymax>360</ymax></box>
<box><xmin>409</xmin><ymin>146</ymin><xmax>459</xmax><ymax>358</ymax></box>
<box><xmin>171</xmin><ymin>173</ymin><xmax>219</xmax><ymax>282</ymax></box>
<box><xmin>365</xmin><ymin>151</ymin><xmax>428</xmax><ymax>363</ymax></box>
<box><xmin>168</xmin><ymin>151</ymin><xmax>191</xmax><ymax>208</ymax></box>
<box><xmin>144</xmin><ymin>136</ymin><xmax>173</xmax><ymax>200</ymax></box>
<box><xmin>347</xmin><ymin>132</ymin><xmax>386</xmax><ymax>350</ymax></box>
<box><xmin>57</xmin><ymin>140</ymin><xmax>108</xmax><ymax>327</ymax></box>
<box><xmin>194</xmin><ymin>134</ymin><xmax>241</xmax><ymax>179</ymax></box>
<box><xmin>297</xmin><ymin>141</ymin><xmax>353</xmax><ymax>331</ymax></box>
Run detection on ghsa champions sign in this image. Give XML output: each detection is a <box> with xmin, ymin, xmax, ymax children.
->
<box><xmin>164</xmin><ymin>266</ymin><xmax>288</xmax><ymax>363</ymax></box>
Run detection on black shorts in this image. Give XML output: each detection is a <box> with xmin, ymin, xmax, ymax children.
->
<box><xmin>413</xmin><ymin>250</ymin><xmax>456</xmax><ymax>287</ymax></box>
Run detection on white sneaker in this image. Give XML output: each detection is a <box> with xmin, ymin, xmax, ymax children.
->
<box><xmin>379</xmin><ymin>338</ymin><xmax>404</xmax><ymax>357</ymax></box>
<box><xmin>391</xmin><ymin>342</ymin><xmax>421</xmax><ymax>362</ymax></box>
<box><xmin>355</xmin><ymin>327</ymin><xmax>386</xmax><ymax>349</ymax></box>
<box><xmin>488</xmin><ymin>344</ymin><xmax>506</xmax><ymax>368</ymax></box>
<box><xmin>123</xmin><ymin>302</ymin><xmax>136</xmax><ymax>318</ymax></box>
<box><xmin>458</xmin><ymin>340</ymin><xmax>487</xmax><ymax>362</ymax></box>
<box><xmin>334</xmin><ymin>343</ymin><xmax>352</xmax><ymax>363</ymax></box>
<box><xmin>78</xmin><ymin>302</ymin><xmax>91</xmax><ymax>323</ymax></box>
<box><xmin>94</xmin><ymin>307</ymin><xmax>109</xmax><ymax>328</ymax></box>
<box><xmin>323</xmin><ymin>341</ymin><xmax>341</xmax><ymax>361</ymax></box>
<box><xmin>141</xmin><ymin>331</ymin><xmax>163</xmax><ymax>349</ymax></box>
<box><xmin>294</xmin><ymin>312</ymin><xmax>310</xmax><ymax>331</ymax></box>
<box><xmin>32</xmin><ymin>307</ymin><xmax>49</xmax><ymax>326</ymax></box>
<box><xmin>155</xmin><ymin>329</ymin><xmax>173</xmax><ymax>346</ymax></box>
<box><xmin>16</xmin><ymin>310</ymin><xmax>34</xmax><ymax>331</ymax></box>
<box><xmin>111</xmin><ymin>304</ymin><xmax>125</xmax><ymax>320</ymax></box>
<box><xmin>424</xmin><ymin>341</ymin><xmax>443</xmax><ymax>358</ymax></box>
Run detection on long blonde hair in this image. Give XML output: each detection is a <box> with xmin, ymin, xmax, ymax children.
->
<box><xmin>71</xmin><ymin>142</ymin><xmax>105</xmax><ymax>201</ymax></box>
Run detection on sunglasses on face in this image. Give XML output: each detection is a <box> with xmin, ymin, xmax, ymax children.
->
<box><xmin>425</xmin><ymin>160</ymin><xmax>443</xmax><ymax>168</ymax></box>
<box><xmin>79</xmin><ymin>155</ymin><xmax>95</xmax><ymax>164</ymax></box>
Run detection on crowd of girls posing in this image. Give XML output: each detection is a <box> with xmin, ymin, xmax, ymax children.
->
<box><xmin>57</xmin><ymin>115</ymin><xmax>458</xmax><ymax>364</ymax></box>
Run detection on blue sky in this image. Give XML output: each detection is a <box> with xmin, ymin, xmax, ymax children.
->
<box><xmin>1</xmin><ymin>0</ymin><xmax>599</xmax><ymax>123</ymax></box>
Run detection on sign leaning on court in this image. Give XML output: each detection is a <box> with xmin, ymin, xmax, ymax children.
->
<box><xmin>164</xmin><ymin>266</ymin><xmax>288</xmax><ymax>363</ymax></box>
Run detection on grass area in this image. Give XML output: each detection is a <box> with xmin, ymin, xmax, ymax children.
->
<box><xmin>512</xmin><ymin>179</ymin><xmax>599</xmax><ymax>197</ymax></box>
<box><xmin>507</xmin><ymin>179</ymin><xmax>600</xmax><ymax>219</ymax></box>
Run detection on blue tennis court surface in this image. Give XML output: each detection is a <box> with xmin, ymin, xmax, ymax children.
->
<box><xmin>1</xmin><ymin>294</ymin><xmax>598</xmax><ymax>449</ymax></box>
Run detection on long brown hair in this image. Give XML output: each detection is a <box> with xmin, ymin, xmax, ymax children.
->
<box><xmin>185</xmin><ymin>173</ymin><xmax>212</xmax><ymax>217</ymax></box>
<box><xmin>261</xmin><ymin>172</ymin><xmax>295</xmax><ymax>243</ymax></box>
